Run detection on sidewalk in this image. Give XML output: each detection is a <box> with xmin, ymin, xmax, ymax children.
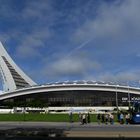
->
<box><xmin>0</xmin><ymin>122</ymin><xmax>139</xmax><ymax>138</ymax></box>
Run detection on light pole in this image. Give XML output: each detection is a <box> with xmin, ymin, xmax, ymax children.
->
<box><xmin>127</xmin><ymin>82</ymin><xmax>131</xmax><ymax>109</ymax></box>
<box><xmin>115</xmin><ymin>83</ymin><xmax>119</xmax><ymax>112</ymax></box>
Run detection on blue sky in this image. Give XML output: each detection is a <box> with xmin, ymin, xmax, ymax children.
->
<box><xmin>1</xmin><ymin>0</ymin><xmax>140</xmax><ymax>90</ymax></box>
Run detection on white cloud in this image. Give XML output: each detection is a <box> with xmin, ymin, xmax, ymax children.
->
<box><xmin>21</xmin><ymin>1</ymin><xmax>51</xmax><ymax>20</ymax></box>
<box><xmin>43</xmin><ymin>56</ymin><xmax>101</xmax><ymax>79</ymax></box>
<box><xmin>1</xmin><ymin>0</ymin><xmax>140</xmax><ymax>85</ymax></box>
<box><xmin>0</xmin><ymin>34</ymin><xmax>11</xmax><ymax>44</ymax></box>
<box><xmin>0</xmin><ymin>90</ymin><xmax>3</xmax><ymax>93</ymax></box>
<box><xmin>0</xmin><ymin>1</ymin><xmax>53</xmax><ymax>59</ymax></box>
<box><xmin>97</xmin><ymin>70</ymin><xmax>140</xmax><ymax>84</ymax></box>
<box><xmin>15</xmin><ymin>27</ymin><xmax>51</xmax><ymax>58</ymax></box>
<box><xmin>73</xmin><ymin>0</ymin><xmax>140</xmax><ymax>45</ymax></box>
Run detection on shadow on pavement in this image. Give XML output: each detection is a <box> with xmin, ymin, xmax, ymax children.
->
<box><xmin>0</xmin><ymin>128</ymin><xmax>139</xmax><ymax>140</ymax></box>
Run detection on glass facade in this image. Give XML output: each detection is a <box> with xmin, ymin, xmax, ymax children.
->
<box><xmin>2</xmin><ymin>90</ymin><xmax>140</xmax><ymax>108</ymax></box>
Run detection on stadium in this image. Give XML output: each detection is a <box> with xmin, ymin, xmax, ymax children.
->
<box><xmin>0</xmin><ymin>42</ymin><xmax>140</xmax><ymax>113</ymax></box>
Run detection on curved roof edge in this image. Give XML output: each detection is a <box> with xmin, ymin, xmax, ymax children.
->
<box><xmin>0</xmin><ymin>83</ymin><xmax>140</xmax><ymax>100</ymax></box>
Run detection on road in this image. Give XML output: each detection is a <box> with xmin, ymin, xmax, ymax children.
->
<box><xmin>0</xmin><ymin>122</ymin><xmax>140</xmax><ymax>138</ymax></box>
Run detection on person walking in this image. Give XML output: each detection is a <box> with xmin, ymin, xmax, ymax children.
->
<box><xmin>87</xmin><ymin>112</ymin><xmax>90</xmax><ymax>123</ymax></box>
<box><xmin>125</xmin><ymin>113</ymin><xmax>130</xmax><ymax>124</ymax></box>
<box><xmin>97</xmin><ymin>113</ymin><xmax>101</xmax><ymax>124</ymax></box>
<box><xmin>109</xmin><ymin>113</ymin><xmax>114</xmax><ymax>125</ymax></box>
<box><xmin>69</xmin><ymin>111</ymin><xmax>73</xmax><ymax>123</ymax></box>
<box><xmin>101</xmin><ymin>114</ymin><xmax>105</xmax><ymax>123</ymax></box>
<box><xmin>117</xmin><ymin>112</ymin><xmax>121</xmax><ymax>123</ymax></box>
<box><xmin>78</xmin><ymin>112</ymin><xmax>82</xmax><ymax>124</ymax></box>
<box><xmin>105</xmin><ymin>113</ymin><xmax>109</xmax><ymax>125</ymax></box>
<box><xmin>82</xmin><ymin>113</ymin><xmax>86</xmax><ymax>125</ymax></box>
<box><xmin>120</xmin><ymin>112</ymin><xmax>124</xmax><ymax>124</ymax></box>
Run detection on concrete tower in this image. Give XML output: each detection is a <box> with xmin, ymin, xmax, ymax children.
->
<box><xmin>0</xmin><ymin>42</ymin><xmax>37</xmax><ymax>92</ymax></box>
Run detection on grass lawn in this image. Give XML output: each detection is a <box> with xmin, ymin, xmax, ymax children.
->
<box><xmin>0</xmin><ymin>113</ymin><xmax>118</xmax><ymax>122</ymax></box>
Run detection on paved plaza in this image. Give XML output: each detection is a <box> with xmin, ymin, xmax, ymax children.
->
<box><xmin>0</xmin><ymin>122</ymin><xmax>139</xmax><ymax>138</ymax></box>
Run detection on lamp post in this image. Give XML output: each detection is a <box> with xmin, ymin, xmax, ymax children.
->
<box><xmin>115</xmin><ymin>83</ymin><xmax>119</xmax><ymax>112</ymax></box>
<box><xmin>127</xmin><ymin>82</ymin><xmax>131</xmax><ymax>109</ymax></box>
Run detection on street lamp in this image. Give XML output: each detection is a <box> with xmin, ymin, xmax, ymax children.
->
<box><xmin>115</xmin><ymin>83</ymin><xmax>119</xmax><ymax>112</ymax></box>
<box><xmin>127</xmin><ymin>82</ymin><xmax>131</xmax><ymax>109</ymax></box>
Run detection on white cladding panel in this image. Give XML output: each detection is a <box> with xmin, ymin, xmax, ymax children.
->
<box><xmin>0</xmin><ymin>42</ymin><xmax>37</xmax><ymax>92</ymax></box>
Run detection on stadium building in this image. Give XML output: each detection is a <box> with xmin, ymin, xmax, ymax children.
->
<box><xmin>0</xmin><ymin>42</ymin><xmax>140</xmax><ymax>113</ymax></box>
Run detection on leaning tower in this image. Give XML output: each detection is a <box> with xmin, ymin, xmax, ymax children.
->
<box><xmin>0</xmin><ymin>42</ymin><xmax>37</xmax><ymax>92</ymax></box>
